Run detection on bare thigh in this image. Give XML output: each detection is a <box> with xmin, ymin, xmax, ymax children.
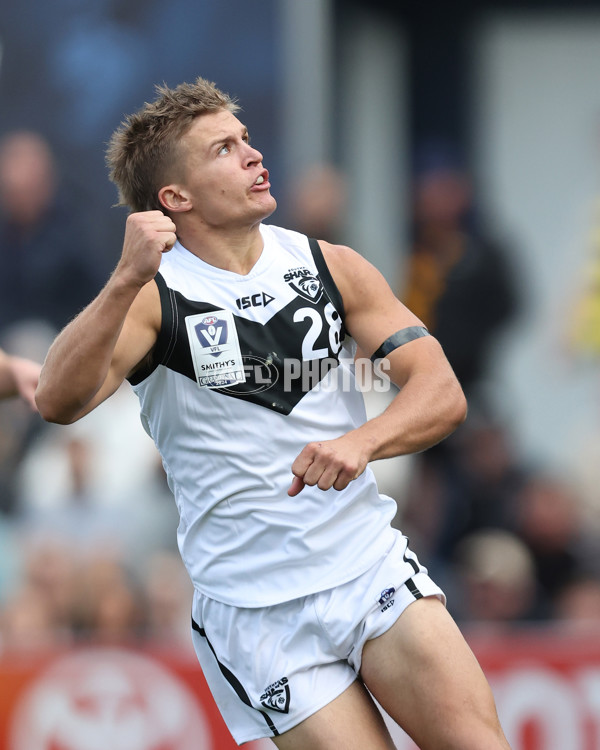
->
<box><xmin>360</xmin><ymin>596</ymin><xmax>511</xmax><ymax>750</ymax></box>
<box><xmin>271</xmin><ymin>680</ymin><xmax>396</xmax><ymax>750</ymax></box>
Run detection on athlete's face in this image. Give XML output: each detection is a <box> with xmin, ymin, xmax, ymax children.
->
<box><xmin>171</xmin><ymin>110</ymin><xmax>277</xmax><ymax>228</ymax></box>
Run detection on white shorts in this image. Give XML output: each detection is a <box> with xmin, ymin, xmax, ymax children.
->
<box><xmin>190</xmin><ymin>530</ymin><xmax>445</xmax><ymax>745</ymax></box>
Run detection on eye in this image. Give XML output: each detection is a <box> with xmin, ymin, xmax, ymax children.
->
<box><xmin>217</xmin><ymin>144</ymin><xmax>230</xmax><ymax>156</ymax></box>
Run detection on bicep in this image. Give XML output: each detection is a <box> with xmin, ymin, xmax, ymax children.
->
<box><xmin>322</xmin><ymin>242</ymin><xmax>452</xmax><ymax>387</ymax></box>
<box><xmin>323</xmin><ymin>242</ymin><xmax>422</xmax><ymax>351</ymax></box>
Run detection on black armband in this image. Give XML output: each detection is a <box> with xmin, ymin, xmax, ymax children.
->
<box><xmin>370</xmin><ymin>326</ymin><xmax>430</xmax><ymax>361</ymax></box>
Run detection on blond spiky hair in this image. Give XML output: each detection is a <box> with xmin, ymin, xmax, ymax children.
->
<box><xmin>106</xmin><ymin>77</ymin><xmax>239</xmax><ymax>213</ymax></box>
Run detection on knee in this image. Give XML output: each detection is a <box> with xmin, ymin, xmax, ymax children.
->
<box><xmin>440</xmin><ymin>713</ymin><xmax>510</xmax><ymax>750</ymax></box>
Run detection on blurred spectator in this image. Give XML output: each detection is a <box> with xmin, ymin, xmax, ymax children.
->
<box><xmin>553</xmin><ymin>575</ymin><xmax>600</xmax><ymax>631</ymax></box>
<box><xmin>0</xmin><ymin>584</ymin><xmax>64</xmax><ymax>654</ymax></box>
<box><xmin>400</xmin><ymin>140</ymin><xmax>520</xmax><ymax>400</ymax></box>
<box><xmin>0</xmin><ymin>321</ymin><xmax>51</xmax><ymax>515</ymax></box>
<box><xmin>0</xmin><ymin>537</ymin><xmax>190</xmax><ymax>651</ymax></box>
<box><xmin>0</xmin><ymin>535</ymin><xmax>79</xmax><ymax>652</ymax></box>
<box><xmin>569</xmin><ymin>445</ymin><xmax>600</xmax><ymax>578</ymax></box>
<box><xmin>15</xmin><ymin>420</ymin><xmax>179</xmax><ymax>577</ymax></box>
<box><xmin>400</xmin><ymin>408</ymin><xmax>526</xmax><ymax>574</ymax></box>
<box><xmin>0</xmin><ymin>131</ymin><xmax>104</xmax><ymax>514</ymax></box>
<box><xmin>286</xmin><ymin>163</ymin><xmax>348</xmax><ymax>242</ymax></box>
<box><xmin>73</xmin><ymin>552</ymin><xmax>145</xmax><ymax>645</ymax></box>
<box><xmin>452</xmin><ymin>529</ymin><xmax>537</xmax><ymax>625</ymax></box>
<box><xmin>16</xmin><ymin>434</ymin><xmax>131</xmax><ymax>552</ymax></box>
<box><xmin>0</xmin><ymin>130</ymin><xmax>104</xmax><ymax>339</ymax></box>
<box><xmin>397</xmin><ymin>144</ymin><xmax>525</xmax><ymax>613</ymax></box>
<box><xmin>436</xmin><ymin>409</ymin><xmax>526</xmax><ymax>558</ymax></box>
<box><xmin>514</xmin><ymin>471</ymin><xmax>593</xmax><ymax>618</ymax></box>
<box><xmin>15</xmin><ymin>384</ymin><xmax>171</xmax><ymax>521</ymax></box>
<box><xmin>0</xmin><ymin>375</ymin><xmax>177</xmax><ymax>651</ymax></box>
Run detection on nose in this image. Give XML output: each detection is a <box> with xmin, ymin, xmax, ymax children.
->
<box><xmin>244</xmin><ymin>142</ymin><xmax>263</xmax><ymax>167</ymax></box>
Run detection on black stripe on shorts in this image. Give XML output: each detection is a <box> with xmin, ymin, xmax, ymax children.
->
<box><xmin>191</xmin><ymin>617</ymin><xmax>280</xmax><ymax>737</ymax></box>
<box><xmin>403</xmin><ymin>541</ymin><xmax>420</xmax><ymax>575</ymax></box>
<box><xmin>405</xmin><ymin>577</ymin><xmax>423</xmax><ymax>600</ymax></box>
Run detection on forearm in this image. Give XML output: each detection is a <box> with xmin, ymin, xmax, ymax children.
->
<box><xmin>357</xmin><ymin>370</ymin><xmax>467</xmax><ymax>462</ymax></box>
<box><xmin>36</xmin><ymin>212</ymin><xmax>176</xmax><ymax>423</ymax></box>
<box><xmin>36</xmin><ymin>273</ymin><xmax>142</xmax><ymax>423</ymax></box>
<box><xmin>288</xmin><ymin>367</ymin><xmax>466</xmax><ymax>497</ymax></box>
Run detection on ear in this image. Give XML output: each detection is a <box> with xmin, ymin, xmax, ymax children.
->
<box><xmin>158</xmin><ymin>184</ymin><xmax>192</xmax><ymax>213</ymax></box>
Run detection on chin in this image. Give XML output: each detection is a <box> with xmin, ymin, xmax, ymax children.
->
<box><xmin>256</xmin><ymin>195</ymin><xmax>277</xmax><ymax>221</ymax></box>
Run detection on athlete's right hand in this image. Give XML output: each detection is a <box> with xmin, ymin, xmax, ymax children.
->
<box><xmin>116</xmin><ymin>211</ymin><xmax>177</xmax><ymax>288</ymax></box>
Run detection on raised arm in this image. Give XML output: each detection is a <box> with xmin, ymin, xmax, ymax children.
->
<box><xmin>289</xmin><ymin>241</ymin><xmax>467</xmax><ymax>496</ymax></box>
<box><xmin>0</xmin><ymin>349</ymin><xmax>41</xmax><ymax>410</ymax></box>
<box><xmin>35</xmin><ymin>211</ymin><xmax>177</xmax><ymax>424</ymax></box>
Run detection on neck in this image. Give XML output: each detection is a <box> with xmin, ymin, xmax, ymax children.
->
<box><xmin>176</xmin><ymin>220</ymin><xmax>265</xmax><ymax>275</ymax></box>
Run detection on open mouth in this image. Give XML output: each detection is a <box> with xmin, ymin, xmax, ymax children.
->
<box><xmin>253</xmin><ymin>170</ymin><xmax>269</xmax><ymax>188</ymax></box>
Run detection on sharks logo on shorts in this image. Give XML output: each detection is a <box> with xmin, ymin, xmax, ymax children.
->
<box><xmin>284</xmin><ymin>267</ymin><xmax>323</xmax><ymax>303</ymax></box>
<box><xmin>378</xmin><ymin>587</ymin><xmax>396</xmax><ymax>613</ymax></box>
<box><xmin>260</xmin><ymin>677</ymin><xmax>291</xmax><ymax>714</ymax></box>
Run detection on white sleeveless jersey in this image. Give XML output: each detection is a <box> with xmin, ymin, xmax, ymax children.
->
<box><xmin>129</xmin><ymin>224</ymin><xmax>398</xmax><ymax>607</ymax></box>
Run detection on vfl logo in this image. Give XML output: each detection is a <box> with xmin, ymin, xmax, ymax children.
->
<box><xmin>195</xmin><ymin>315</ymin><xmax>228</xmax><ymax>357</ymax></box>
<box><xmin>260</xmin><ymin>677</ymin><xmax>290</xmax><ymax>714</ymax></box>
<box><xmin>284</xmin><ymin>268</ymin><xmax>323</xmax><ymax>303</ymax></box>
<box><xmin>378</xmin><ymin>587</ymin><xmax>396</xmax><ymax>613</ymax></box>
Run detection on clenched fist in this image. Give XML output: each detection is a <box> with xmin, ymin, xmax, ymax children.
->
<box><xmin>288</xmin><ymin>433</ymin><xmax>371</xmax><ymax>496</ymax></box>
<box><xmin>116</xmin><ymin>211</ymin><xmax>177</xmax><ymax>288</ymax></box>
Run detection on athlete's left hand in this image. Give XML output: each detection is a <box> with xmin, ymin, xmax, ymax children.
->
<box><xmin>9</xmin><ymin>356</ymin><xmax>42</xmax><ymax>411</ymax></box>
<box><xmin>288</xmin><ymin>434</ymin><xmax>371</xmax><ymax>496</ymax></box>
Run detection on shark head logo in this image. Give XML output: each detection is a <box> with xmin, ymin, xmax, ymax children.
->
<box><xmin>288</xmin><ymin>274</ymin><xmax>323</xmax><ymax>303</ymax></box>
<box><xmin>260</xmin><ymin>677</ymin><xmax>291</xmax><ymax>714</ymax></box>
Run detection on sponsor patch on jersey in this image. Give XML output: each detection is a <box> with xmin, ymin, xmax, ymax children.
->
<box><xmin>185</xmin><ymin>310</ymin><xmax>245</xmax><ymax>389</ymax></box>
<box><xmin>260</xmin><ymin>677</ymin><xmax>290</xmax><ymax>714</ymax></box>
<box><xmin>283</xmin><ymin>267</ymin><xmax>323</xmax><ymax>303</ymax></box>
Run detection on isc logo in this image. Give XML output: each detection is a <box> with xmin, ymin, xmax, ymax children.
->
<box><xmin>235</xmin><ymin>292</ymin><xmax>275</xmax><ymax>310</ymax></box>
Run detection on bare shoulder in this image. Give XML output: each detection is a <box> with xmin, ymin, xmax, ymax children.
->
<box><xmin>318</xmin><ymin>240</ymin><xmax>379</xmax><ymax>287</ymax></box>
<box><xmin>318</xmin><ymin>240</ymin><xmax>424</xmax><ymax>353</ymax></box>
<box><xmin>318</xmin><ymin>240</ymin><xmax>400</xmax><ymax>313</ymax></box>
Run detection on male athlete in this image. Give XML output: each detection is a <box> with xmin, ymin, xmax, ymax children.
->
<box><xmin>36</xmin><ymin>78</ymin><xmax>511</xmax><ymax>749</ymax></box>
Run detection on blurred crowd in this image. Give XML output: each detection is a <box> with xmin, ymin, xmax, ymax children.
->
<box><xmin>0</xmin><ymin>128</ymin><xmax>599</xmax><ymax>657</ymax></box>
<box><xmin>0</xmin><ymin>130</ymin><xmax>193</xmax><ymax>654</ymax></box>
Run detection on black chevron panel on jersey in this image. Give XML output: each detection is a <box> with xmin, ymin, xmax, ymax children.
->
<box><xmin>130</xmin><ymin>278</ymin><xmax>345</xmax><ymax>416</ymax></box>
